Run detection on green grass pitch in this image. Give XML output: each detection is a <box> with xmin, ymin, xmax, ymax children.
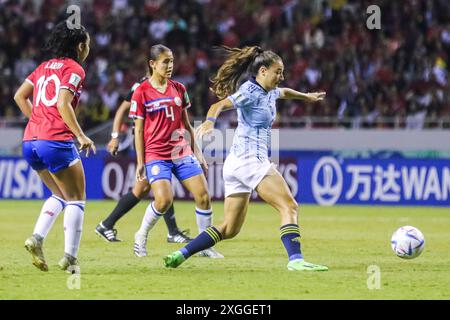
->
<box><xmin>0</xmin><ymin>200</ymin><xmax>449</xmax><ymax>300</ymax></box>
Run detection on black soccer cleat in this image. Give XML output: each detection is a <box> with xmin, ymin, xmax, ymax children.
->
<box><xmin>167</xmin><ymin>229</ymin><xmax>193</xmax><ymax>243</ymax></box>
<box><xmin>95</xmin><ymin>222</ymin><xmax>122</xmax><ymax>242</ymax></box>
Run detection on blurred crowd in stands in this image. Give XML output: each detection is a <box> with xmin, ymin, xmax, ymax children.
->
<box><xmin>1</xmin><ymin>0</ymin><xmax>449</xmax><ymax>130</ymax></box>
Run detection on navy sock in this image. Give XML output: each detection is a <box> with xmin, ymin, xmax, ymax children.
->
<box><xmin>280</xmin><ymin>224</ymin><xmax>303</xmax><ymax>261</ymax></box>
<box><xmin>163</xmin><ymin>205</ymin><xmax>179</xmax><ymax>235</ymax></box>
<box><xmin>180</xmin><ymin>226</ymin><xmax>222</xmax><ymax>259</ymax></box>
<box><xmin>103</xmin><ymin>192</ymin><xmax>140</xmax><ymax>229</ymax></box>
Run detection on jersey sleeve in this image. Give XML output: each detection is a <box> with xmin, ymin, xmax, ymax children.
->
<box><xmin>179</xmin><ymin>83</ymin><xmax>191</xmax><ymax>109</ymax></box>
<box><xmin>60</xmin><ymin>64</ymin><xmax>85</xmax><ymax>94</ymax></box>
<box><xmin>125</xmin><ymin>82</ymin><xmax>141</xmax><ymax>102</ymax></box>
<box><xmin>129</xmin><ymin>87</ymin><xmax>145</xmax><ymax>119</ymax></box>
<box><xmin>25</xmin><ymin>68</ymin><xmax>37</xmax><ymax>87</ymax></box>
<box><xmin>227</xmin><ymin>89</ymin><xmax>253</xmax><ymax>109</ymax></box>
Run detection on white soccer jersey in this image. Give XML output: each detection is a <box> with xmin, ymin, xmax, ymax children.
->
<box><xmin>227</xmin><ymin>78</ymin><xmax>280</xmax><ymax>160</ymax></box>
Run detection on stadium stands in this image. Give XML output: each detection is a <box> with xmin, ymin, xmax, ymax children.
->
<box><xmin>0</xmin><ymin>0</ymin><xmax>449</xmax><ymax>129</ymax></box>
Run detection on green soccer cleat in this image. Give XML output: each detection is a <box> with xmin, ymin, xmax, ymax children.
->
<box><xmin>287</xmin><ymin>259</ymin><xmax>329</xmax><ymax>271</ymax></box>
<box><xmin>163</xmin><ymin>251</ymin><xmax>186</xmax><ymax>268</ymax></box>
<box><xmin>24</xmin><ymin>236</ymin><xmax>48</xmax><ymax>272</ymax></box>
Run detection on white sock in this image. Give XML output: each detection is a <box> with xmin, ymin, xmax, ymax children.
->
<box><xmin>195</xmin><ymin>207</ymin><xmax>213</xmax><ymax>233</ymax></box>
<box><xmin>137</xmin><ymin>202</ymin><xmax>162</xmax><ymax>235</ymax></box>
<box><xmin>64</xmin><ymin>201</ymin><xmax>85</xmax><ymax>258</ymax></box>
<box><xmin>33</xmin><ymin>195</ymin><xmax>66</xmax><ymax>239</ymax></box>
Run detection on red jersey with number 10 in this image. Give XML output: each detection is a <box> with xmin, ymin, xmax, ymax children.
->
<box><xmin>23</xmin><ymin>58</ymin><xmax>85</xmax><ymax>141</ymax></box>
<box><xmin>129</xmin><ymin>79</ymin><xmax>193</xmax><ymax>162</ymax></box>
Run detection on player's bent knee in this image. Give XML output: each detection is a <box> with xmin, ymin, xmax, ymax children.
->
<box><xmin>153</xmin><ymin>198</ymin><xmax>173</xmax><ymax>214</ymax></box>
<box><xmin>195</xmin><ymin>192</ymin><xmax>211</xmax><ymax>209</ymax></box>
<box><xmin>134</xmin><ymin>184</ymin><xmax>150</xmax><ymax>199</ymax></box>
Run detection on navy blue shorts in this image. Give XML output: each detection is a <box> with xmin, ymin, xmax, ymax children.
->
<box><xmin>22</xmin><ymin>140</ymin><xmax>80</xmax><ymax>173</ymax></box>
<box><xmin>145</xmin><ymin>155</ymin><xmax>203</xmax><ymax>184</ymax></box>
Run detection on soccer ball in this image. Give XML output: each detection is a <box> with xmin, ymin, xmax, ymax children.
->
<box><xmin>391</xmin><ymin>226</ymin><xmax>425</xmax><ymax>259</ymax></box>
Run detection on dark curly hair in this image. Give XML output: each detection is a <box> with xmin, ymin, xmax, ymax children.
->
<box><xmin>43</xmin><ymin>21</ymin><xmax>89</xmax><ymax>62</ymax></box>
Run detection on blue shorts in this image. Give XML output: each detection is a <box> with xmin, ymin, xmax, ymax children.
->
<box><xmin>22</xmin><ymin>140</ymin><xmax>80</xmax><ymax>174</ymax></box>
<box><xmin>145</xmin><ymin>155</ymin><xmax>203</xmax><ymax>184</ymax></box>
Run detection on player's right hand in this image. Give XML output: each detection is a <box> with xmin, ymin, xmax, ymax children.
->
<box><xmin>107</xmin><ymin>138</ymin><xmax>119</xmax><ymax>156</ymax></box>
<box><xmin>136</xmin><ymin>164</ymin><xmax>147</xmax><ymax>182</ymax></box>
<box><xmin>195</xmin><ymin>121</ymin><xmax>214</xmax><ymax>139</ymax></box>
<box><xmin>306</xmin><ymin>91</ymin><xmax>326</xmax><ymax>102</ymax></box>
<box><xmin>77</xmin><ymin>134</ymin><xmax>96</xmax><ymax>157</ymax></box>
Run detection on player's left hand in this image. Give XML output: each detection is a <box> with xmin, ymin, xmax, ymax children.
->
<box><xmin>306</xmin><ymin>92</ymin><xmax>326</xmax><ymax>102</ymax></box>
<box><xmin>107</xmin><ymin>138</ymin><xmax>119</xmax><ymax>156</ymax></box>
<box><xmin>136</xmin><ymin>164</ymin><xmax>147</xmax><ymax>182</ymax></box>
<box><xmin>77</xmin><ymin>134</ymin><xmax>96</xmax><ymax>157</ymax></box>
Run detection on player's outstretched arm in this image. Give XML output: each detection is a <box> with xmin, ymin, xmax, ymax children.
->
<box><xmin>279</xmin><ymin>88</ymin><xmax>326</xmax><ymax>102</ymax></box>
<box><xmin>57</xmin><ymin>88</ymin><xmax>96</xmax><ymax>157</ymax></box>
<box><xmin>13</xmin><ymin>81</ymin><xmax>34</xmax><ymax>118</ymax></box>
<box><xmin>195</xmin><ymin>98</ymin><xmax>234</xmax><ymax>139</ymax></box>
<box><xmin>108</xmin><ymin>100</ymin><xmax>131</xmax><ymax>156</ymax></box>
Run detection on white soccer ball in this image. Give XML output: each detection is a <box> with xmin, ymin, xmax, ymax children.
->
<box><xmin>391</xmin><ymin>226</ymin><xmax>425</xmax><ymax>259</ymax></box>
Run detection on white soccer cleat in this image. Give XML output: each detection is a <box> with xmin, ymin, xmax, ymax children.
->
<box><xmin>198</xmin><ymin>247</ymin><xmax>224</xmax><ymax>258</ymax></box>
<box><xmin>58</xmin><ymin>254</ymin><xmax>80</xmax><ymax>274</ymax></box>
<box><xmin>24</xmin><ymin>236</ymin><xmax>48</xmax><ymax>272</ymax></box>
<box><xmin>134</xmin><ymin>232</ymin><xmax>148</xmax><ymax>257</ymax></box>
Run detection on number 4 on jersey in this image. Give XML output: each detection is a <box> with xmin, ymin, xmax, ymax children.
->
<box><xmin>165</xmin><ymin>105</ymin><xmax>175</xmax><ymax>121</ymax></box>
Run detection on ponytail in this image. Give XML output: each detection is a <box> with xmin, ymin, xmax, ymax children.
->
<box><xmin>210</xmin><ymin>46</ymin><xmax>262</xmax><ymax>100</ymax></box>
<box><xmin>210</xmin><ymin>46</ymin><xmax>281</xmax><ymax>100</ymax></box>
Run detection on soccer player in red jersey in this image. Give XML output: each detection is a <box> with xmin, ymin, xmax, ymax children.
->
<box><xmin>95</xmin><ymin>74</ymin><xmax>192</xmax><ymax>244</ymax></box>
<box><xmin>14</xmin><ymin>22</ymin><xmax>95</xmax><ymax>273</ymax></box>
<box><xmin>129</xmin><ymin>44</ymin><xmax>222</xmax><ymax>258</ymax></box>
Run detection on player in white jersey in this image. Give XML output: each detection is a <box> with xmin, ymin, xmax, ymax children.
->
<box><xmin>164</xmin><ymin>46</ymin><xmax>328</xmax><ymax>271</ymax></box>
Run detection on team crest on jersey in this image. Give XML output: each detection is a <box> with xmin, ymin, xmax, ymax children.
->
<box><xmin>174</xmin><ymin>96</ymin><xmax>182</xmax><ymax>106</ymax></box>
<box><xmin>69</xmin><ymin>73</ymin><xmax>81</xmax><ymax>87</ymax></box>
<box><xmin>151</xmin><ymin>165</ymin><xmax>160</xmax><ymax>176</ymax></box>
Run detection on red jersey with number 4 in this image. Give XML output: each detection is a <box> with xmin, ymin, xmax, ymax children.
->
<box><xmin>129</xmin><ymin>79</ymin><xmax>192</xmax><ymax>162</ymax></box>
<box><xmin>23</xmin><ymin>58</ymin><xmax>85</xmax><ymax>141</ymax></box>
